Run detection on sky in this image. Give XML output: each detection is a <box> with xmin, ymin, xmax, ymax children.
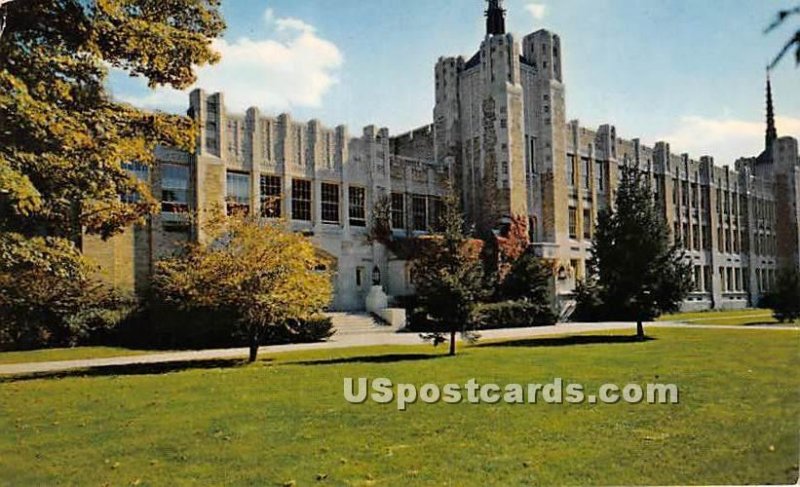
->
<box><xmin>108</xmin><ymin>0</ymin><xmax>800</xmax><ymax>166</ymax></box>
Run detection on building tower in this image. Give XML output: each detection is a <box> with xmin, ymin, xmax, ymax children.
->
<box><xmin>486</xmin><ymin>0</ymin><xmax>506</xmax><ymax>36</ymax></box>
<box><xmin>766</xmin><ymin>71</ymin><xmax>778</xmax><ymax>156</ymax></box>
<box><xmin>434</xmin><ymin>0</ymin><xmax>530</xmax><ymax>235</ymax></box>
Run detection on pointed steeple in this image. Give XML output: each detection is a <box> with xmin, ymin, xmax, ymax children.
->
<box><xmin>486</xmin><ymin>0</ymin><xmax>506</xmax><ymax>36</ymax></box>
<box><xmin>766</xmin><ymin>70</ymin><xmax>778</xmax><ymax>153</ymax></box>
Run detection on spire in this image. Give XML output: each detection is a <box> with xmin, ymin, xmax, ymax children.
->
<box><xmin>766</xmin><ymin>70</ymin><xmax>778</xmax><ymax>152</ymax></box>
<box><xmin>486</xmin><ymin>0</ymin><xmax>506</xmax><ymax>36</ymax></box>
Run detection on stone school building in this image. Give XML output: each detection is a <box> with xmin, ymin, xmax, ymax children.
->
<box><xmin>84</xmin><ymin>1</ymin><xmax>800</xmax><ymax>312</ymax></box>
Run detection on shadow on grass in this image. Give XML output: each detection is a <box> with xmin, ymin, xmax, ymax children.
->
<box><xmin>480</xmin><ymin>334</ymin><xmax>657</xmax><ymax>349</ymax></box>
<box><xmin>296</xmin><ymin>353</ymin><xmax>447</xmax><ymax>366</ymax></box>
<box><xmin>1</xmin><ymin>358</ymin><xmax>255</xmax><ymax>383</ymax></box>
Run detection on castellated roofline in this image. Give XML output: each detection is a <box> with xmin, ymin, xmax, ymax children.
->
<box><xmin>566</xmin><ymin>117</ymin><xmax>798</xmax><ymax>178</ymax></box>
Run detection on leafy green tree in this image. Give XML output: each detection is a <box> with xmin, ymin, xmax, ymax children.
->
<box><xmin>581</xmin><ymin>165</ymin><xmax>693</xmax><ymax>339</ymax></box>
<box><xmin>412</xmin><ymin>192</ymin><xmax>484</xmax><ymax>356</ymax></box>
<box><xmin>0</xmin><ymin>0</ymin><xmax>224</xmax><ymax>270</ymax></box>
<box><xmin>154</xmin><ymin>212</ymin><xmax>334</xmax><ymax>362</ymax></box>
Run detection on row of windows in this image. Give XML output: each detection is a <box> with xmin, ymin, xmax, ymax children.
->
<box><xmin>222</xmin><ymin>172</ymin><xmax>444</xmax><ymax>232</ymax></box>
<box><xmin>566</xmin><ymin>156</ymin><xmax>604</xmax><ymax>191</ymax></box>
<box><xmin>688</xmin><ymin>265</ymin><xmax>777</xmax><ymax>294</ymax></box>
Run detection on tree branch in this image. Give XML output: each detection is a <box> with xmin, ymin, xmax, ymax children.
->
<box><xmin>769</xmin><ymin>31</ymin><xmax>800</xmax><ymax>70</ymax></box>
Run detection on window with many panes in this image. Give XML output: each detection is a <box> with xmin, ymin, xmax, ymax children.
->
<box><xmin>567</xmin><ymin>156</ymin><xmax>576</xmax><ymax>186</ymax></box>
<box><xmin>568</xmin><ymin>207</ymin><xmax>577</xmax><ymax>239</ymax></box>
<box><xmin>348</xmin><ymin>186</ymin><xmax>366</xmax><ymax>227</ymax></box>
<box><xmin>292</xmin><ymin>179</ymin><xmax>312</xmax><ymax>221</ymax></box>
<box><xmin>595</xmin><ymin>161</ymin><xmax>604</xmax><ymax>191</ymax></box>
<box><xmin>582</xmin><ymin>209</ymin><xmax>592</xmax><ymax>239</ymax></box>
<box><xmin>412</xmin><ymin>195</ymin><xmax>427</xmax><ymax>231</ymax></box>
<box><xmin>226</xmin><ymin>172</ymin><xmax>250</xmax><ymax>215</ymax></box>
<box><xmin>121</xmin><ymin>162</ymin><xmax>150</xmax><ymax>203</ymax></box>
<box><xmin>321</xmin><ymin>183</ymin><xmax>340</xmax><ymax>224</ymax></box>
<box><xmin>581</xmin><ymin>158</ymin><xmax>590</xmax><ymax>190</ymax></box>
<box><xmin>391</xmin><ymin>193</ymin><xmax>405</xmax><ymax>229</ymax></box>
<box><xmin>161</xmin><ymin>163</ymin><xmax>190</xmax><ymax>213</ymax></box>
<box><xmin>260</xmin><ymin>175</ymin><xmax>282</xmax><ymax>218</ymax></box>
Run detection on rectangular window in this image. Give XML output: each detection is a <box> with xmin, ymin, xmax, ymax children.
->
<box><xmin>692</xmin><ymin>224</ymin><xmax>700</xmax><ymax>250</ymax></box>
<box><xmin>595</xmin><ymin>161</ymin><xmax>604</xmax><ymax>191</ymax></box>
<box><xmin>349</xmin><ymin>186</ymin><xmax>366</xmax><ymax>227</ymax></box>
<box><xmin>321</xmin><ymin>183</ymin><xmax>340</xmax><ymax>224</ymax></box>
<box><xmin>567</xmin><ymin>156</ymin><xmax>576</xmax><ymax>187</ymax></box>
<box><xmin>356</xmin><ymin>267</ymin><xmax>364</xmax><ymax>288</ymax></box>
<box><xmin>391</xmin><ymin>193</ymin><xmax>405</xmax><ymax>229</ymax></box>
<box><xmin>429</xmin><ymin>197</ymin><xmax>444</xmax><ymax>231</ymax></box>
<box><xmin>161</xmin><ymin>163</ymin><xmax>190</xmax><ymax>213</ymax></box>
<box><xmin>226</xmin><ymin>171</ymin><xmax>250</xmax><ymax>215</ymax></box>
<box><xmin>121</xmin><ymin>162</ymin><xmax>150</xmax><ymax>203</ymax></box>
<box><xmin>682</xmin><ymin>181</ymin><xmax>689</xmax><ymax>207</ymax></box>
<box><xmin>292</xmin><ymin>179</ymin><xmax>312</xmax><ymax>221</ymax></box>
<box><xmin>260</xmin><ymin>175</ymin><xmax>282</xmax><ymax>218</ymax></box>
<box><xmin>568</xmin><ymin>207</ymin><xmax>577</xmax><ymax>239</ymax></box>
<box><xmin>582</xmin><ymin>158</ymin><xmax>591</xmax><ymax>190</ymax></box>
<box><xmin>412</xmin><ymin>195</ymin><xmax>427</xmax><ymax>231</ymax></box>
<box><xmin>583</xmin><ymin>209</ymin><xmax>592</xmax><ymax>239</ymax></box>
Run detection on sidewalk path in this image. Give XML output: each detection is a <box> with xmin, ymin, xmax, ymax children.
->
<box><xmin>1</xmin><ymin>322</ymin><xmax>797</xmax><ymax>376</ymax></box>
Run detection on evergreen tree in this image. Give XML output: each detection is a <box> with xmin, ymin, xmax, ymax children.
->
<box><xmin>764</xmin><ymin>268</ymin><xmax>800</xmax><ymax>323</ymax></box>
<box><xmin>412</xmin><ymin>191</ymin><xmax>484</xmax><ymax>356</ymax></box>
<box><xmin>582</xmin><ymin>165</ymin><xmax>693</xmax><ymax>339</ymax></box>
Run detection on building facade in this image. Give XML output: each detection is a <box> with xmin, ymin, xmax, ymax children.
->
<box><xmin>85</xmin><ymin>0</ymin><xmax>800</xmax><ymax>312</ymax></box>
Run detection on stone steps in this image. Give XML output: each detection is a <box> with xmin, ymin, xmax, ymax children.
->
<box><xmin>327</xmin><ymin>312</ymin><xmax>395</xmax><ymax>335</ymax></box>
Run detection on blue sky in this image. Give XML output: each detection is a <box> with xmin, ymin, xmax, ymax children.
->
<box><xmin>109</xmin><ymin>0</ymin><xmax>800</xmax><ymax>165</ymax></box>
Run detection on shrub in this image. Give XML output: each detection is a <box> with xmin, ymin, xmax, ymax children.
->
<box><xmin>261</xmin><ymin>316</ymin><xmax>335</xmax><ymax>345</ymax></box>
<box><xmin>470</xmin><ymin>301</ymin><xmax>556</xmax><ymax>330</ymax></box>
<box><xmin>0</xmin><ymin>269</ymin><xmax>137</xmax><ymax>351</ymax></box>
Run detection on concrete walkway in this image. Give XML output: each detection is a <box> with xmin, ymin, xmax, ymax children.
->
<box><xmin>0</xmin><ymin>322</ymin><xmax>797</xmax><ymax>376</ymax></box>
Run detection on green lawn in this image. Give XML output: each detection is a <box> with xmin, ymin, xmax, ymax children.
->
<box><xmin>1</xmin><ymin>328</ymin><xmax>798</xmax><ymax>486</ymax></box>
<box><xmin>658</xmin><ymin>308</ymin><xmax>799</xmax><ymax>327</ymax></box>
<box><xmin>0</xmin><ymin>346</ymin><xmax>153</xmax><ymax>365</ymax></box>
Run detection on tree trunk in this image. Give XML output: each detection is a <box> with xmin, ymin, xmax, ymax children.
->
<box><xmin>248</xmin><ymin>326</ymin><xmax>260</xmax><ymax>363</ymax></box>
<box><xmin>449</xmin><ymin>330</ymin><xmax>456</xmax><ymax>356</ymax></box>
<box><xmin>636</xmin><ymin>319</ymin><xmax>645</xmax><ymax>341</ymax></box>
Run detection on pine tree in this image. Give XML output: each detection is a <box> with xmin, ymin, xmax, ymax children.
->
<box><xmin>412</xmin><ymin>191</ymin><xmax>484</xmax><ymax>356</ymax></box>
<box><xmin>584</xmin><ymin>165</ymin><xmax>693</xmax><ymax>339</ymax></box>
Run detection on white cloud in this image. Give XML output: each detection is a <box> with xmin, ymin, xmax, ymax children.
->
<box><xmin>656</xmin><ymin>115</ymin><xmax>800</xmax><ymax>165</ymax></box>
<box><xmin>115</xmin><ymin>8</ymin><xmax>343</xmax><ymax>113</ymax></box>
<box><xmin>525</xmin><ymin>3</ymin><xmax>547</xmax><ymax>20</ymax></box>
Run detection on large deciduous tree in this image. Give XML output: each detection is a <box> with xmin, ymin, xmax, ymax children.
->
<box><xmin>0</xmin><ymin>0</ymin><xmax>224</xmax><ymax>271</ymax></box>
<box><xmin>412</xmin><ymin>192</ymin><xmax>484</xmax><ymax>356</ymax></box>
<box><xmin>154</xmin><ymin>212</ymin><xmax>334</xmax><ymax>362</ymax></box>
<box><xmin>578</xmin><ymin>165</ymin><xmax>693</xmax><ymax>340</ymax></box>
